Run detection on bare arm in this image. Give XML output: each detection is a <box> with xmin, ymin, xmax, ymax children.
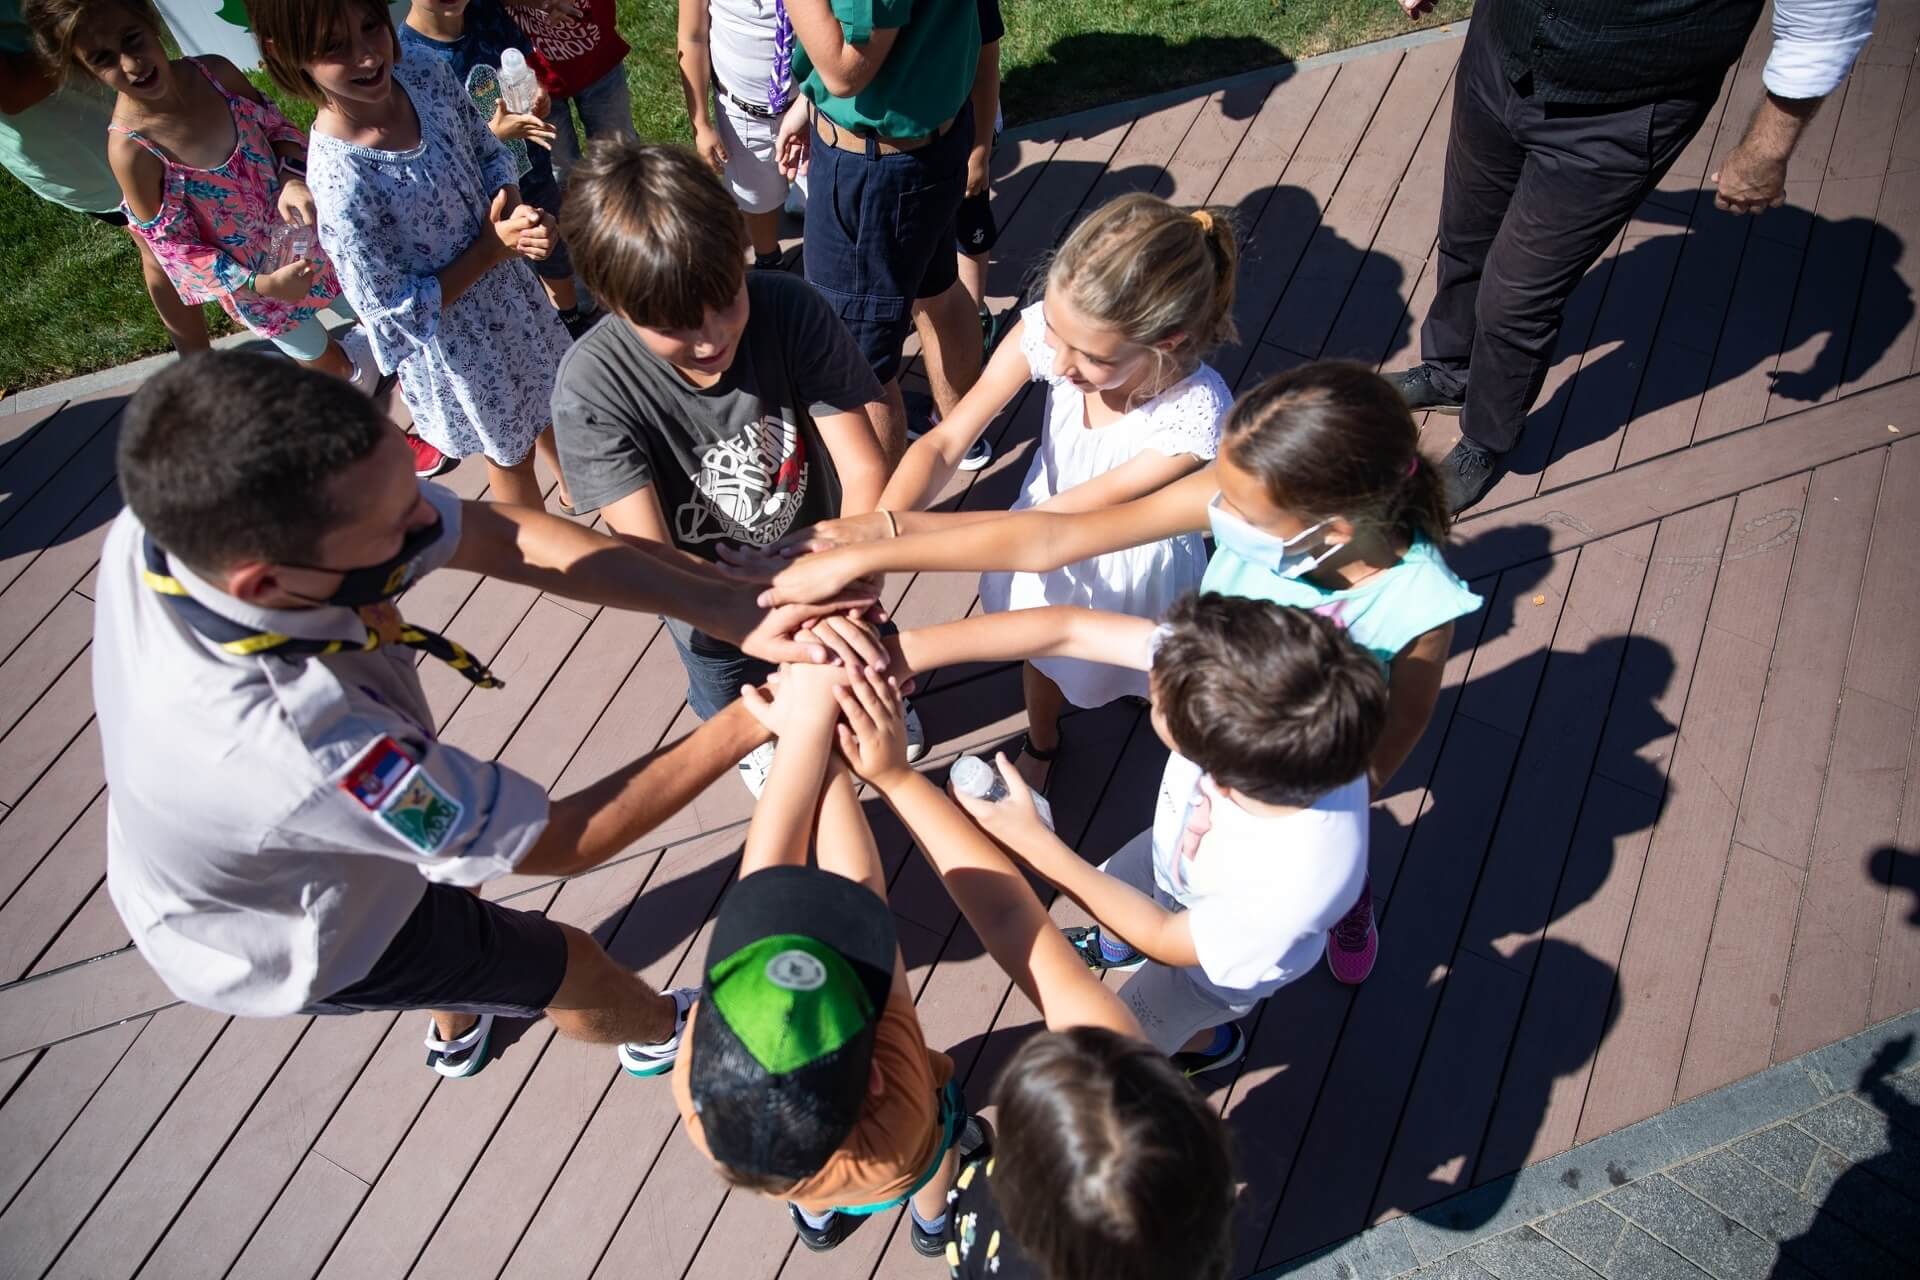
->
<box><xmin>765</xmin><ymin>465</ymin><xmax>1218</xmax><ymax>605</ymax></box>
<box><xmin>815</xmin><ymin>406</ymin><xmax>890</xmax><ymax>516</ymax></box>
<box><xmin>1001</xmin><ymin>815</ymin><xmax>1201</xmax><ymax>968</ymax></box>
<box><xmin>519</xmin><ymin>698</ymin><xmax>768</xmax><ymax>876</ymax></box>
<box><xmin>600</xmin><ymin>484</ymin><xmax>727</xmax><ymax>576</ymax></box>
<box><xmin>817</xmin><ymin>767</ymin><xmax>890</xmax><ymax>897</ymax></box>
<box><xmin>878</xmin><ymin>322</ymin><xmax>1033</xmax><ymax>514</ymax></box>
<box><xmin>1031</xmin><ymin>449</ymin><xmax>1208</xmax><ymax>516</ymax></box>
<box><xmin>785</xmin><ymin>0</ymin><xmax>900</xmax><ymax>97</ymax></box>
<box><xmin>964</xmin><ymin>37</ymin><xmax>1000</xmax><ymax>198</ymax></box>
<box><xmin>883</xmin><ymin>606</ymin><xmax>1157</xmax><ymax>679</ymax></box>
<box><xmin>836</xmin><ymin>671</ymin><xmax>1141</xmax><ymax>1038</ymax></box>
<box><xmin>675</xmin><ymin>0</ymin><xmax>717</xmax><ymax>130</ymax></box>
<box><xmin>738</xmin><ymin>668</ymin><xmax>842</xmax><ymax>879</ymax></box>
<box><xmin>448</xmin><ymin>497</ymin><xmax>862</xmax><ymax>663</ymax></box>
<box><xmin>108</xmin><ymin>133</ymin><xmax>167</xmax><ymax>223</ymax></box>
<box><xmin>1371</xmin><ymin>622</ymin><xmax>1451</xmax><ymax>795</ymax></box>
<box><xmin>438</xmin><ymin>189</ymin><xmax>527</xmax><ymax>306</ymax></box>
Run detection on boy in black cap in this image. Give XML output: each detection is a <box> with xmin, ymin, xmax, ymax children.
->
<box><xmin>671</xmin><ymin>661</ymin><xmax>989</xmax><ymax>1254</ymax></box>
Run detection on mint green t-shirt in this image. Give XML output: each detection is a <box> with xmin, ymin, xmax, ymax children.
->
<box><xmin>794</xmin><ymin>0</ymin><xmax>980</xmax><ymax>139</ymax></box>
<box><xmin>0</xmin><ymin>2</ymin><xmax>122</xmax><ymax>213</ymax></box>
<box><xmin>1198</xmin><ymin>536</ymin><xmax>1484</xmax><ymax>668</ymax></box>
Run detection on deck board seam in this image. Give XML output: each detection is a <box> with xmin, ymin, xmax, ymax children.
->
<box><xmin>1761</xmin><ymin>449</ymin><xmax>1895</xmax><ymax>1071</ymax></box>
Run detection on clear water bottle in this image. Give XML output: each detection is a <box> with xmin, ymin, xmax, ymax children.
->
<box><xmin>497</xmin><ymin>48</ymin><xmax>538</xmax><ymax>115</ymax></box>
<box><xmin>268</xmin><ymin>221</ymin><xmax>316</xmax><ymax>270</ymax></box>
<box><xmin>950</xmin><ymin>754</ymin><xmax>1055</xmax><ymax>832</ymax></box>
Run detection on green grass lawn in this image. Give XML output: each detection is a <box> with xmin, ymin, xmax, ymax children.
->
<box><xmin>0</xmin><ymin>0</ymin><xmax>1469</xmax><ymax>393</ymax></box>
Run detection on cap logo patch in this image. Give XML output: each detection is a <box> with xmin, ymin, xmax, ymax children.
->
<box><xmin>765</xmin><ymin>949</ymin><xmax>828</xmax><ymax>992</ymax></box>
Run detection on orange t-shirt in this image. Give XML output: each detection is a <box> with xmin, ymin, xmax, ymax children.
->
<box><xmin>673</xmin><ymin>980</ymin><xmax>956</xmax><ymax>1214</ymax></box>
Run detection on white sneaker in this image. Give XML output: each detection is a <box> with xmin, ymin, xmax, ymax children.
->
<box><xmin>617</xmin><ymin>986</ymin><xmax>698</xmax><ymax>1077</ymax></box>
<box><xmin>736</xmin><ymin>741</ymin><xmax>777</xmax><ymax>797</ymax></box>
<box><xmin>424</xmin><ymin>1013</ymin><xmax>493</xmax><ymax>1079</ymax></box>
<box><xmin>903</xmin><ymin>703</ymin><xmax>927</xmax><ymax>763</ymax></box>
<box><xmin>338</xmin><ymin>324</ymin><xmax>376</xmax><ymax>394</ymax></box>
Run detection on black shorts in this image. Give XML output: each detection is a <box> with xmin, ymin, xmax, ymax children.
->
<box><xmin>88</xmin><ymin>208</ymin><xmax>129</xmax><ymax>227</ymax></box>
<box><xmin>304</xmin><ymin>883</ymin><xmax>570</xmax><ymax>1018</ymax></box>
<box><xmin>955</xmin><ymin>190</ymin><xmax>997</xmax><ymax>257</ymax></box>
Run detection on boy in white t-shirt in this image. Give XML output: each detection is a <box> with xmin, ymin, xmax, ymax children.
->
<box><xmin>816</xmin><ymin>591</ymin><xmax>1387</xmax><ymax>1075</ymax></box>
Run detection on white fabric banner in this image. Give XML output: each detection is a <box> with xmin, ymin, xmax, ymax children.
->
<box><xmin>153</xmin><ymin>0</ymin><xmax>411</xmax><ymax>70</ymax></box>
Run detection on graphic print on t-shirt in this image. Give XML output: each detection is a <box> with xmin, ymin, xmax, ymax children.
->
<box><xmin>674</xmin><ymin>414</ymin><xmax>810</xmax><ymax>546</ymax></box>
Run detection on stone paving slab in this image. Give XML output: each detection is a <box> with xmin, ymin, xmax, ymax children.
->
<box><xmin>1262</xmin><ymin>1010</ymin><xmax>1920</xmax><ymax>1278</ymax></box>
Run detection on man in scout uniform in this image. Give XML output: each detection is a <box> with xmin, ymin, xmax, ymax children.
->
<box><xmin>95</xmin><ymin>352</ymin><xmax>881</xmax><ymax>1078</ymax></box>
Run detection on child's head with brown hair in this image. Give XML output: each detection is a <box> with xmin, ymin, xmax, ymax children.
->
<box><xmin>1036</xmin><ymin>192</ymin><xmax>1239</xmax><ymax>401</ymax></box>
<box><xmin>989</xmin><ymin>1025</ymin><xmax>1237</xmax><ymax>1280</ymax></box>
<box><xmin>247</xmin><ymin>0</ymin><xmax>400</xmax><ymax>105</ymax></box>
<box><xmin>1148</xmin><ymin>592</ymin><xmax>1387</xmax><ymax>807</ymax></box>
<box><xmin>1218</xmin><ymin>360</ymin><xmax>1452</xmax><ymax>555</ymax></box>
<box><xmin>22</xmin><ymin>0</ymin><xmax>165</xmax><ymax>87</ymax></box>
<box><xmin>558</xmin><ymin>141</ymin><xmax>753</xmax><ymax>373</ymax></box>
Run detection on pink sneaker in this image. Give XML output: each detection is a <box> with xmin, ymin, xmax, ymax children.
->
<box><xmin>1326</xmin><ymin>883</ymin><xmax>1378</xmax><ymax>984</ymax></box>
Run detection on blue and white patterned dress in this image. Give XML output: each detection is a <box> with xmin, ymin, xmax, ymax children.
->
<box><xmin>306</xmin><ymin>55</ymin><xmax>568</xmax><ymax>464</ymax></box>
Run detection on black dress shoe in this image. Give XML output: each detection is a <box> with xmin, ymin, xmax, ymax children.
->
<box><xmin>1441</xmin><ymin>439</ymin><xmax>1502</xmax><ymax>514</ymax></box>
<box><xmin>1385</xmin><ymin>365</ymin><xmax>1465</xmax><ymax>414</ymax></box>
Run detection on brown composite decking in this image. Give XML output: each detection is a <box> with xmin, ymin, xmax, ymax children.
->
<box><xmin>3</xmin><ymin>12</ymin><xmax>1920</xmax><ymax>1278</ymax></box>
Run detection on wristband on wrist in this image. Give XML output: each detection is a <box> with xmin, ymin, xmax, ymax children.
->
<box><xmin>877</xmin><ymin>508</ymin><xmax>899</xmax><ymax>538</ymax></box>
<box><xmin>243</xmin><ymin>270</ymin><xmax>257</xmax><ymax>293</ymax></box>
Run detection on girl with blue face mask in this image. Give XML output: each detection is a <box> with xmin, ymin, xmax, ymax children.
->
<box><xmin>762</xmin><ymin>361</ymin><xmax>1482</xmax><ymax>987</ymax></box>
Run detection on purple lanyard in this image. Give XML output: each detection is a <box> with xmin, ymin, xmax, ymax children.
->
<box><xmin>768</xmin><ymin>0</ymin><xmax>795</xmax><ymax>113</ymax></box>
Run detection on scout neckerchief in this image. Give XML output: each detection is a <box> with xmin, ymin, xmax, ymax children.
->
<box><xmin>141</xmin><ymin>535</ymin><xmax>504</xmax><ymax>689</ymax></box>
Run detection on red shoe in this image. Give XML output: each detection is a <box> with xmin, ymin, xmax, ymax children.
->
<box><xmin>408</xmin><ymin>435</ymin><xmax>457</xmax><ymax>478</ymax></box>
<box><xmin>1326</xmin><ymin>879</ymin><xmax>1378</xmax><ymax>984</ymax></box>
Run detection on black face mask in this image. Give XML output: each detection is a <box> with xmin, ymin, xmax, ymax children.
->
<box><xmin>281</xmin><ymin>515</ymin><xmax>445</xmax><ymax>608</ymax></box>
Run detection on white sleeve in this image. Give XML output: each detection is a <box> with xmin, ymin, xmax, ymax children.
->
<box><xmin>1017</xmin><ymin>300</ymin><xmax>1056</xmax><ymax>380</ymax></box>
<box><xmin>1764</xmin><ymin>0</ymin><xmax>1878</xmax><ymax>99</ymax></box>
<box><xmin>1141</xmin><ymin>368</ymin><xmax>1228</xmax><ymax>461</ymax></box>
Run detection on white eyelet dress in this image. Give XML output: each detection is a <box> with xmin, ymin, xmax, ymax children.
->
<box><xmin>978</xmin><ymin>301</ymin><xmax>1229</xmax><ymax>707</ymax></box>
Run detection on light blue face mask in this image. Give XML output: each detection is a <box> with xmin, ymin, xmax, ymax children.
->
<box><xmin>1206</xmin><ymin>492</ymin><xmax>1340</xmax><ymax>580</ymax></box>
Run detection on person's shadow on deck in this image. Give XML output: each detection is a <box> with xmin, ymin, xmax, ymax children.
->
<box><xmin>1224</xmin><ymin>542</ymin><xmax>1676</xmax><ymax>1269</ymax></box>
<box><xmin>1502</xmin><ymin>202</ymin><xmax>1911</xmax><ymax>478</ymax></box>
<box><xmin>0</xmin><ymin>397</ymin><xmax>129</xmax><ymax>558</ymax></box>
<box><xmin>1773</xmin><ymin>1034</ymin><xmax>1920</xmax><ymax>1273</ymax></box>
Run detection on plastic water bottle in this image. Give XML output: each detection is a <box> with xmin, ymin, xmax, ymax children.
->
<box><xmin>269</xmin><ymin>221</ymin><xmax>315</xmax><ymax>270</ymax></box>
<box><xmin>950</xmin><ymin>754</ymin><xmax>1055</xmax><ymax>832</ymax></box>
<box><xmin>497</xmin><ymin>48</ymin><xmax>538</xmax><ymax>115</ymax></box>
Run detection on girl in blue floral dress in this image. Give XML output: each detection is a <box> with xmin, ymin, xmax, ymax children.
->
<box><xmin>260</xmin><ymin>0</ymin><xmax>571</xmax><ymax>509</ymax></box>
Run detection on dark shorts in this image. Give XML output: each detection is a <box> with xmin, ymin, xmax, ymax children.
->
<box><xmin>803</xmin><ymin>110</ymin><xmax>975</xmax><ymax>384</ymax></box>
<box><xmin>304</xmin><ymin>883</ymin><xmax>570</xmax><ymax>1018</ymax></box>
<box><xmin>665</xmin><ymin>616</ymin><xmax>775</xmax><ymax>721</ymax></box>
<box><xmin>88</xmin><ymin>208</ymin><xmax>129</xmax><ymax>228</ymax></box>
<box><xmin>955</xmin><ymin>189</ymin><xmax>997</xmax><ymax>257</ymax></box>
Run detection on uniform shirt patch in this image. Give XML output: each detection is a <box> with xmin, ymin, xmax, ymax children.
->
<box><xmin>341</xmin><ymin>736</ymin><xmax>416</xmax><ymax>810</ymax></box>
<box><xmin>377</xmin><ymin>767</ymin><xmax>463</xmax><ymax>854</ymax></box>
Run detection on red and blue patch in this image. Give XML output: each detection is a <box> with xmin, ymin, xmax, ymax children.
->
<box><xmin>341</xmin><ymin>736</ymin><xmax>416</xmax><ymax>811</ymax></box>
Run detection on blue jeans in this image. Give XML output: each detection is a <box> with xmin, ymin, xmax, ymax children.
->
<box><xmin>664</xmin><ymin>618</ymin><xmax>773</xmax><ymax>721</ymax></box>
<box><xmin>544</xmin><ymin>65</ymin><xmax>640</xmax><ymax>188</ymax></box>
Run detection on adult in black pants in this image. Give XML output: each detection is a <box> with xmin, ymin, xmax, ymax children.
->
<box><xmin>1391</xmin><ymin>0</ymin><xmax>1878</xmax><ymax>513</ymax></box>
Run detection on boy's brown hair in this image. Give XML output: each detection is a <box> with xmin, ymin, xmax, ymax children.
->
<box><xmin>22</xmin><ymin>0</ymin><xmax>165</xmax><ymax>83</ymax></box>
<box><xmin>1151</xmin><ymin>592</ymin><xmax>1388</xmax><ymax>807</ymax></box>
<box><xmin>559</xmin><ymin>141</ymin><xmax>750</xmax><ymax>331</ymax></box>
<box><xmin>246</xmin><ymin>0</ymin><xmax>399</xmax><ymax>104</ymax></box>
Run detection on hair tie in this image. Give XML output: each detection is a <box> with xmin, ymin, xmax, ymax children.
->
<box><xmin>1406</xmin><ymin>456</ymin><xmax>1420</xmax><ymax>477</ymax></box>
<box><xmin>1191</xmin><ymin>209</ymin><xmax>1214</xmax><ymax>233</ymax></box>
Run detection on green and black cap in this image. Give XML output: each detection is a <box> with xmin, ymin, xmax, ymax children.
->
<box><xmin>687</xmin><ymin>864</ymin><xmax>897</xmax><ymax>1181</ymax></box>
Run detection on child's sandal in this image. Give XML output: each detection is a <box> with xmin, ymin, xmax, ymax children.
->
<box><xmin>1017</xmin><ymin>732</ymin><xmax>1062</xmax><ymax>791</ymax></box>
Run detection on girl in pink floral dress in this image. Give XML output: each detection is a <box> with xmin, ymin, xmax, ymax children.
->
<box><xmin>36</xmin><ymin>0</ymin><xmax>362</xmax><ymax>380</ymax></box>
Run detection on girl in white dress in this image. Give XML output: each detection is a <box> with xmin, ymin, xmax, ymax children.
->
<box><xmin>755</xmin><ymin>194</ymin><xmax>1238</xmax><ymax>790</ymax></box>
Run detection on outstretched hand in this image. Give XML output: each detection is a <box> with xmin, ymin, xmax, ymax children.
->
<box><xmin>833</xmin><ymin>664</ymin><xmax>913</xmax><ymax>786</ymax></box>
<box><xmin>949</xmin><ymin>751</ymin><xmax>1050</xmax><ymax>847</ymax></box>
<box><xmin>760</xmin><ymin>546</ymin><xmax>870</xmax><ymax>608</ymax></box>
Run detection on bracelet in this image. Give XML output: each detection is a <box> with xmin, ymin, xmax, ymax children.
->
<box><xmin>242</xmin><ymin>270</ymin><xmax>257</xmax><ymax>293</ymax></box>
<box><xmin>877</xmin><ymin>508</ymin><xmax>898</xmax><ymax>538</ymax></box>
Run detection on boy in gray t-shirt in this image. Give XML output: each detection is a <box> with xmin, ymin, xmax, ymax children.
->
<box><xmin>553</xmin><ymin>142</ymin><xmax>902</xmax><ymax>795</ymax></box>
